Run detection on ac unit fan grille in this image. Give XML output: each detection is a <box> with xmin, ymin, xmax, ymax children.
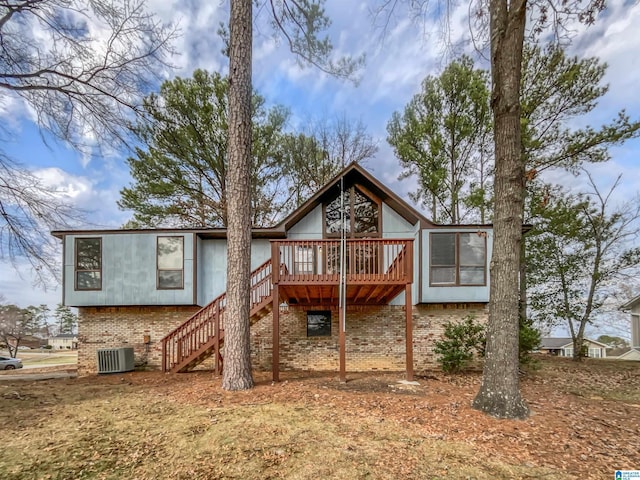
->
<box><xmin>97</xmin><ymin>347</ymin><xmax>135</xmax><ymax>374</ymax></box>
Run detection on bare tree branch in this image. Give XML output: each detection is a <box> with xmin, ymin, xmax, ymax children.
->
<box><xmin>0</xmin><ymin>0</ymin><xmax>177</xmax><ymax>284</ymax></box>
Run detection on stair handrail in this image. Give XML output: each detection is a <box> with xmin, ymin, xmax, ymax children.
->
<box><xmin>161</xmin><ymin>259</ymin><xmax>273</xmax><ymax>372</ymax></box>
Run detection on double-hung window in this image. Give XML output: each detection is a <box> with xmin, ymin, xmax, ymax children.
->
<box><xmin>430</xmin><ymin>232</ymin><xmax>486</xmax><ymax>286</ymax></box>
<box><xmin>75</xmin><ymin>238</ymin><xmax>102</xmax><ymax>290</ymax></box>
<box><xmin>157</xmin><ymin>236</ymin><xmax>184</xmax><ymax>289</ymax></box>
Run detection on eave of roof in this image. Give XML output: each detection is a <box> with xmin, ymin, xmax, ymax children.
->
<box><xmin>620</xmin><ymin>294</ymin><xmax>640</xmax><ymax>311</ymax></box>
<box><xmin>539</xmin><ymin>337</ymin><xmax>609</xmax><ymax>349</ymax></box>
<box><xmin>276</xmin><ymin>162</ymin><xmax>435</xmax><ymax>232</ymax></box>
<box><xmin>51</xmin><ymin>227</ymin><xmax>287</xmax><ymax>240</ymax></box>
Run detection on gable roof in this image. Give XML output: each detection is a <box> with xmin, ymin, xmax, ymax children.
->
<box><xmin>618</xmin><ymin>347</ymin><xmax>640</xmax><ymax>360</ymax></box>
<box><xmin>276</xmin><ymin>162</ymin><xmax>435</xmax><ymax>232</ymax></box>
<box><xmin>539</xmin><ymin>337</ymin><xmax>573</xmax><ymax>349</ymax></box>
<box><xmin>620</xmin><ymin>294</ymin><xmax>640</xmax><ymax>311</ymax></box>
<box><xmin>607</xmin><ymin>347</ymin><xmax>632</xmax><ymax>357</ymax></box>
<box><xmin>53</xmin><ymin>163</ymin><xmax>438</xmax><ymax>240</ymax></box>
<box><xmin>539</xmin><ymin>337</ymin><xmax>608</xmax><ymax>349</ymax></box>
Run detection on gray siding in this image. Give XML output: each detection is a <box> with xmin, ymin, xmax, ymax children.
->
<box><xmin>383</xmin><ymin>203</ymin><xmax>420</xmax><ymax>306</ymax></box>
<box><xmin>64</xmin><ymin>233</ymin><xmax>195</xmax><ymax>307</ymax></box>
<box><xmin>420</xmin><ymin>228</ymin><xmax>492</xmax><ymax>303</ymax></box>
<box><xmin>197</xmin><ymin>238</ymin><xmax>271</xmax><ymax>305</ymax></box>
<box><xmin>287</xmin><ymin>205</ymin><xmax>323</xmax><ymax>239</ymax></box>
<box><xmin>60</xmin><ymin>201</ymin><xmax>493</xmax><ymax>308</ymax></box>
<box><xmin>382</xmin><ymin>203</ymin><xmax>412</xmax><ymax>239</ymax></box>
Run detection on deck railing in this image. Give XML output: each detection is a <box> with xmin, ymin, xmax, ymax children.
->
<box><xmin>161</xmin><ymin>259</ymin><xmax>273</xmax><ymax>372</ymax></box>
<box><xmin>271</xmin><ymin>238</ymin><xmax>413</xmax><ymax>285</ymax></box>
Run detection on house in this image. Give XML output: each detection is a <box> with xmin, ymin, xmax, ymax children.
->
<box><xmin>616</xmin><ymin>347</ymin><xmax>640</xmax><ymax>361</ymax></box>
<box><xmin>48</xmin><ymin>334</ymin><xmax>78</xmax><ymax>350</ymax></box>
<box><xmin>1</xmin><ymin>335</ymin><xmax>45</xmax><ymax>350</ymax></box>
<box><xmin>620</xmin><ymin>295</ymin><xmax>640</xmax><ymax>348</ymax></box>
<box><xmin>606</xmin><ymin>347</ymin><xmax>631</xmax><ymax>358</ymax></box>
<box><xmin>52</xmin><ymin>163</ymin><xmax>494</xmax><ymax>379</ymax></box>
<box><xmin>539</xmin><ymin>337</ymin><xmax>608</xmax><ymax>358</ymax></box>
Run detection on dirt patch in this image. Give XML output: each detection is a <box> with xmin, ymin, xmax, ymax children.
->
<box><xmin>0</xmin><ymin>357</ymin><xmax>638</xmax><ymax>479</ymax></box>
<box><xmin>0</xmin><ymin>364</ymin><xmax>77</xmax><ymax>376</ymax></box>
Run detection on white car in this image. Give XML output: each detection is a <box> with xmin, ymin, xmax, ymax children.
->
<box><xmin>0</xmin><ymin>356</ymin><xmax>23</xmax><ymax>370</ymax></box>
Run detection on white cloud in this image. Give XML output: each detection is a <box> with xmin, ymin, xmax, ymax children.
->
<box><xmin>2</xmin><ymin>0</ymin><xmax>640</xmax><ymax>309</ymax></box>
<box><xmin>571</xmin><ymin>1</ymin><xmax>640</xmax><ymax>118</ymax></box>
<box><xmin>31</xmin><ymin>166</ymin><xmax>128</xmax><ymax>228</ymax></box>
<box><xmin>0</xmin><ymin>255</ymin><xmax>62</xmax><ymax>309</ymax></box>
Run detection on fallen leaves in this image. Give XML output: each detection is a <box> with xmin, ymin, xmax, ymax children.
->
<box><xmin>0</xmin><ymin>357</ymin><xmax>638</xmax><ymax>479</ymax></box>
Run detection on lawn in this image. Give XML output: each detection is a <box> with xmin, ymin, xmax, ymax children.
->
<box><xmin>0</xmin><ymin>357</ymin><xmax>638</xmax><ymax>479</ymax></box>
<box><xmin>22</xmin><ymin>352</ymin><xmax>78</xmax><ymax>366</ymax></box>
<box><xmin>1</xmin><ymin>350</ymin><xmax>78</xmax><ymax>367</ymax></box>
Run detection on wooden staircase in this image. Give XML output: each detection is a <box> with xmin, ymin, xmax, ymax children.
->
<box><xmin>161</xmin><ymin>259</ymin><xmax>274</xmax><ymax>373</ymax></box>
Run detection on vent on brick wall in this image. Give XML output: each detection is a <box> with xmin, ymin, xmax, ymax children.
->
<box><xmin>97</xmin><ymin>347</ymin><xmax>135</xmax><ymax>374</ymax></box>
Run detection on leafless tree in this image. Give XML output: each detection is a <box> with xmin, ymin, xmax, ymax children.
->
<box><xmin>0</xmin><ymin>303</ymin><xmax>40</xmax><ymax>357</ymax></box>
<box><xmin>0</xmin><ymin>0</ymin><xmax>177</xmax><ymax>283</ymax></box>
<box><xmin>282</xmin><ymin>115</ymin><xmax>378</xmax><ymax>208</ymax></box>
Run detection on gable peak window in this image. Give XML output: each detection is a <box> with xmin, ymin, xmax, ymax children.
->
<box><xmin>325</xmin><ymin>185</ymin><xmax>380</xmax><ymax>237</ymax></box>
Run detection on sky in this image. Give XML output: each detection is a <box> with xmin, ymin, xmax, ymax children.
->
<box><xmin>0</xmin><ymin>0</ymin><xmax>639</xmax><ymax>339</ymax></box>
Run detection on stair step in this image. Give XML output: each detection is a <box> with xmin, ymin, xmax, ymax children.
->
<box><xmin>163</xmin><ymin>259</ymin><xmax>274</xmax><ymax>373</ymax></box>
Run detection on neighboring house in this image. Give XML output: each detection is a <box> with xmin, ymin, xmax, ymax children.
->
<box><xmin>539</xmin><ymin>337</ymin><xmax>608</xmax><ymax>358</ymax></box>
<box><xmin>617</xmin><ymin>347</ymin><xmax>640</xmax><ymax>361</ymax></box>
<box><xmin>52</xmin><ymin>163</ymin><xmax>494</xmax><ymax>378</ymax></box>
<box><xmin>48</xmin><ymin>334</ymin><xmax>78</xmax><ymax>350</ymax></box>
<box><xmin>620</xmin><ymin>295</ymin><xmax>640</xmax><ymax>348</ymax></box>
<box><xmin>607</xmin><ymin>347</ymin><xmax>631</xmax><ymax>358</ymax></box>
<box><xmin>1</xmin><ymin>335</ymin><xmax>45</xmax><ymax>350</ymax></box>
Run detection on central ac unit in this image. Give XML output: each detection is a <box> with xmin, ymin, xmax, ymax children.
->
<box><xmin>97</xmin><ymin>347</ymin><xmax>135</xmax><ymax>374</ymax></box>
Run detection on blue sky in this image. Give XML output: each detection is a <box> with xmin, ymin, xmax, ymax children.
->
<box><xmin>1</xmin><ymin>0</ymin><xmax>638</xmax><ymax>338</ymax></box>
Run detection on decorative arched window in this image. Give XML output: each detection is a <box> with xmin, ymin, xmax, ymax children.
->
<box><xmin>324</xmin><ymin>186</ymin><xmax>380</xmax><ymax>238</ymax></box>
<box><xmin>322</xmin><ymin>186</ymin><xmax>381</xmax><ymax>275</ymax></box>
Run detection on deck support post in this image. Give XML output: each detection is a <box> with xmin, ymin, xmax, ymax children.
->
<box><xmin>405</xmin><ymin>284</ymin><xmax>414</xmax><ymax>381</ymax></box>
<box><xmin>339</xmin><ymin>301</ymin><xmax>346</xmax><ymax>383</ymax></box>
<box><xmin>272</xmin><ymin>283</ymin><xmax>280</xmax><ymax>382</ymax></box>
<box><xmin>214</xmin><ymin>300</ymin><xmax>221</xmax><ymax>376</ymax></box>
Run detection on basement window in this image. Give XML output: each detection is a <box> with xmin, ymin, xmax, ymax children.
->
<box><xmin>307</xmin><ymin>311</ymin><xmax>331</xmax><ymax>337</ymax></box>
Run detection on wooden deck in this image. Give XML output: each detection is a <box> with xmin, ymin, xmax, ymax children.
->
<box><xmin>270</xmin><ymin>239</ymin><xmax>413</xmax><ymax>305</ymax></box>
<box><xmin>161</xmin><ymin>238</ymin><xmax>415</xmax><ymax>381</ymax></box>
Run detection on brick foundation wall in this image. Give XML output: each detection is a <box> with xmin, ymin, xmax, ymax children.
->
<box><xmin>77</xmin><ymin>302</ymin><xmax>487</xmax><ymax>375</ymax></box>
<box><xmin>77</xmin><ymin>305</ymin><xmax>200</xmax><ymax>375</ymax></box>
<box><xmin>251</xmin><ymin>303</ymin><xmax>488</xmax><ymax>373</ymax></box>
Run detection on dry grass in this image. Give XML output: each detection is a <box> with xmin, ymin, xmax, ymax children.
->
<box><xmin>1</xmin><ymin>380</ymin><xmax>552</xmax><ymax>480</ymax></box>
<box><xmin>22</xmin><ymin>355</ymin><xmax>78</xmax><ymax>366</ymax></box>
<box><xmin>0</xmin><ymin>357</ymin><xmax>638</xmax><ymax>479</ymax></box>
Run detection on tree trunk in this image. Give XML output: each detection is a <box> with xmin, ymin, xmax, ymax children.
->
<box><xmin>222</xmin><ymin>0</ymin><xmax>254</xmax><ymax>391</ymax></box>
<box><xmin>472</xmin><ymin>0</ymin><xmax>529</xmax><ymax>419</ymax></box>
<box><xmin>573</xmin><ymin>333</ymin><xmax>585</xmax><ymax>362</ymax></box>
<box><xmin>518</xmin><ymin>238</ymin><xmax>527</xmax><ymax>323</ymax></box>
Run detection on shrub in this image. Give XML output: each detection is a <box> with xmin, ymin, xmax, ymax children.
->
<box><xmin>519</xmin><ymin>318</ymin><xmax>541</xmax><ymax>365</ymax></box>
<box><xmin>434</xmin><ymin>316</ymin><xmax>485</xmax><ymax>373</ymax></box>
